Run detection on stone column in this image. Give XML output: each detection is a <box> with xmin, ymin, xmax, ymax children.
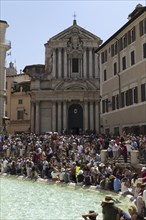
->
<box><xmin>131</xmin><ymin>150</ymin><xmax>139</xmax><ymax>165</ymax></box>
<box><xmin>101</xmin><ymin>150</ymin><xmax>108</xmax><ymax>163</ymax></box>
<box><xmin>95</xmin><ymin>101</ymin><xmax>99</xmax><ymax>133</ymax></box>
<box><xmin>63</xmin><ymin>101</ymin><xmax>67</xmax><ymax>130</ymax></box>
<box><xmin>52</xmin><ymin>48</ymin><xmax>56</xmax><ymax>78</ymax></box>
<box><xmin>89</xmin><ymin>102</ymin><xmax>94</xmax><ymax>130</ymax></box>
<box><xmin>31</xmin><ymin>101</ymin><xmax>35</xmax><ymax>133</ymax></box>
<box><xmin>52</xmin><ymin>102</ymin><xmax>56</xmax><ymax>132</ymax></box>
<box><xmin>35</xmin><ymin>101</ymin><xmax>40</xmax><ymax>134</ymax></box>
<box><xmin>80</xmin><ymin>58</ymin><xmax>82</xmax><ymax>78</ymax></box>
<box><xmin>64</xmin><ymin>49</ymin><xmax>67</xmax><ymax>78</ymax></box>
<box><xmin>58</xmin><ymin>48</ymin><xmax>62</xmax><ymax>78</ymax></box>
<box><xmin>89</xmin><ymin>48</ymin><xmax>93</xmax><ymax>78</ymax></box>
<box><xmin>95</xmin><ymin>53</ymin><xmax>99</xmax><ymax>78</ymax></box>
<box><xmin>58</xmin><ymin>102</ymin><xmax>62</xmax><ymax>133</ymax></box>
<box><xmin>84</xmin><ymin>101</ymin><xmax>88</xmax><ymax>132</ymax></box>
<box><xmin>83</xmin><ymin>49</ymin><xmax>87</xmax><ymax>78</ymax></box>
<box><xmin>69</xmin><ymin>59</ymin><xmax>72</xmax><ymax>77</ymax></box>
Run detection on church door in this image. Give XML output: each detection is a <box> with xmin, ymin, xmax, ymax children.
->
<box><xmin>68</xmin><ymin>104</ymin><xmax>83</xmax><ymax>134</ymax></box>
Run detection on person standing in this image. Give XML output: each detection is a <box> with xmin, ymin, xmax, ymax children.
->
<box><xmin>101</xmin><ymin>195</ymin><xmax>119</xmax><ymax>220</ymax></box>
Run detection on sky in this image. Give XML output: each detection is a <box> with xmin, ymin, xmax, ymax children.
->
<box><xmin>1</xmin><ymin>0</ymin><xmax>146</xmax><ymax>72</ymax></box>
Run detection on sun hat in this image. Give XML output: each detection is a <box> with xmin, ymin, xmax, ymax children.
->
<box><xmin>102</xmin><ymin>195</ymin><xmax>115</xmax><ymax>204</ymax></box>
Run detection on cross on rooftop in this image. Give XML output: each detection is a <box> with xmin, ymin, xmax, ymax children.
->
<box><xmin>73</xmin><ymin>12</ymin><xmax>77</xmax><ymax>20</ymax></box>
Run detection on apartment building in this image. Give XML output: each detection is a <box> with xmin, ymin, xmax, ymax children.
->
<box><xmin>6</xmin><ymin>63</ymin><xmax>31</xmax><ymax>134</ymax></box>
<box><xmin>96</xmin><ymin>4</ymin><xmax>146</xmax><ymax>135</ymax></box>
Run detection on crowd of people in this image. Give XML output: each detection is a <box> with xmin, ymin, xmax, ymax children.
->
<box><xmin>0</xmin><ymin>132</ymin><xmax>146</xmax><ymax>219</ymax></box>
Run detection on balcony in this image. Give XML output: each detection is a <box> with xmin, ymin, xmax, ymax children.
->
<box><xmin>0</xmin><ymin>40</ymin><xmax>11</xmax><ymax>49</ymax></box>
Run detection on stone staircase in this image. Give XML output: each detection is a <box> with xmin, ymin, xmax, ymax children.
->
<box><xmin>117</xmin><ymin>153</ymin><xmax>146</xmax><ymax>164</ymax></box>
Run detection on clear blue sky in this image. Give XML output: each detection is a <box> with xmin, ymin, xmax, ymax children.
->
<box><xmin>1</xmin><ymin>0</ymin><xmax>146</xmax><ymax>72</ymax></box>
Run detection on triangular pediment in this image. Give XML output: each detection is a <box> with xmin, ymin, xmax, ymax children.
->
<box><xmin>48</xmin><ymin>22</ymin><xmax>101</xmax><ymax>42</ymax></box>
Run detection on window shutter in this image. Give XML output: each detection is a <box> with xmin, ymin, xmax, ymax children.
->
<box><xmin>128</xmin><ymin>30</ymin><xmax>131</xmax><ymax>45</ymax></box>
<box><xmin>111</xmin><ymin>44</ymin><xmax>114</xmax><ymax>57</ymax></box>
<box><xmin>139</xmin><ymin>20</ymin><xmax>143</xmax><ymax>36</ymax></box>
<box><xmin>112</xmin><ymin>96</ymin><xmax>115</xmax><ymax>110</ymax></box>
<box><xmin>116</xmin><ymin>95</ymin><xmax>119</xmax><ymax>109</ymax></box>
<box><xmin>134</xmin><ymin>87</ymin><xmax>138</xmax><ymax>103</ymax></box>
<box><xmin>129</xmin><ymin>89</ymin><xmax>132</xmax><ymax>105</ymax></box>
<box><xmin>102</xmin><ymin>100</ymin><xmax>105</xmax><ymax>113</ymax></box>
<box><xmin>121</xmin><ymin>92</ymin><xmax>125</xmax><ymax>107</ymax></box>
<box><xmin>143</xmin><ymin>43</ymin><xmax>146</xmax><ymax>58</ymax></box>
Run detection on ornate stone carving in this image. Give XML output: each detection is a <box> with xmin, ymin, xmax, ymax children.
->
<box><xmin>67</xmin><ymin>35</ymin><xmax>83</xmax><ymax>54</ymax></box>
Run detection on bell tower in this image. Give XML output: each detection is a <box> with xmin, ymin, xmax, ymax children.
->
<box><xmin>0</xmin><ymin>20</ymin><xmax>11</xmax><ymax>133</ymax></box>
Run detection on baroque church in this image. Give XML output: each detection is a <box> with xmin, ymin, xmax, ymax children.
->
<box><xmin>24</xmin><ymin>19</ymin><xmax>102</xmax><ymax>134</ymax></box>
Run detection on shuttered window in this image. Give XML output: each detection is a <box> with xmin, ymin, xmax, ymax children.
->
<box><xmin>139</xmin><ymin>18</ymin><xmax>146</xmax><ymax>36</ymax></box>
<box><xmin>143</xmin><ymin>43</ymin><xmax>146</xmax><ymax>59</ymax></box>
<box><xmin>141</xmin><ymin>84</ymin><xmax>146</xmax><ymax>102</ymax></box>
<box><xmin>131</xmin><ymin>51</ymin><xmax>135</xmax><ymax>65</ymax></box>
<box><xmin>122</xmin><ymin>56</ymin><xmax>126</xmax><ymax>70</ymax></box>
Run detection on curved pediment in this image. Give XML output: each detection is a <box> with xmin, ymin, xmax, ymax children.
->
<box><xmin>54</xmin><ymin>79</ymin><xmax>98</xmax><ymax>91</ymax></box>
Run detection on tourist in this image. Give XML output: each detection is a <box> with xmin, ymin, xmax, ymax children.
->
<box><xmin>101</xmin><ymin>195</ymin><xmax>119</xmax><ymax>220</ymax></box>
<box><xmin>76</xmin><ymin>169</ymin><xmax>84</xmax><ymax>186</ymax></box>
<box><xmin>141</xmin><ymin>167</ymin><xmax>146</xmax><ymax>183</ymax></box>
<box><xmin>127</xmin><ymin>204</ymin><xmax>143</xmax><ymax>220</ymax></box>
<box><xmin>81</xmin><ymin>210</ymin><xmax>98</xmax><ymax>220</ymax></box>
<box><xmin>113</xmin><ymin>175</ymin><xmax>121</xmax><ymax>193</ymax></box>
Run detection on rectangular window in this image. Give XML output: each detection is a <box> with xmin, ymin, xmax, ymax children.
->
<box><xmin>123</xmin><ymin>34</ymin><xmax>127</xmax><ymax>48</ymax></box>
<box><xmin>111</xmin><ymin>44</ymin><xmax>114</xmax><ymax>57</ymax></box>
<box><xmin>139</xmin><ymin>18</ymin><xmax>146</xmax><ymax>36</ymax></box>
<box><xmin>141</xmin><ymin>83</ymin><xmax>146</xmax><ymax>102</ymax></box>
<box><xmin>122</xmin><ymin>56</ymin><xmax>126</xmax><ymax>70</ymax></box>
<box><xmin>131</xmin><ymin>51</ymin><xmax>135</xmax><ymax>65</ymax></box>
<box><xmin>121</xmin><ymin>92</ymin><xmax>125</xmax><ymax>108</ymax></box>
<box><xmin>116</xmin><ymin>94</ymin><xmax>119</xmax><ymax>109</ymax></box>
<box><xmin>101</xmin><ymin>50</ymin><xmax>107</xmax><ymax>63</ymax></box>
<box><xmin>101</xmin><ymin>52</ymin><xmax>104</xmax><ymax>64</ymax></box>
<box><xmin>112</xmin><ymin>96</ymin><xmax>115</xmax><ymax>110</ymax></box>
<box><xmin>125</xmin><ymin>91</ymin><xmax>129</xmax><ymax>106</ymax></box>
<box><xmin>72</xmin><ymin>58</ymin><xmax>79</xmax><ymax>72</ymax></box>
<box><xmin>119</xmin><ymin>38</ymin><xmax>123</xmax><ymax>51</ymax></box>
<box><xmin>17</xmin><ymin>110</ymin><xmax>24</xmax><ymax>120</ymax></box>
<box><xmin>143</xmin><ymin>43</ymin><xmax>146</xmax><ymax>59</ymax></box>
<box><xmin>102</xmin><ymin>100</ymin><xmax>105</xmax><ymax>113</ymax></box>
<box><xmin>131</xmin><ymin>27</ymin><xmax>136</xmax><ymax>42</ymax></box>
<box><xmin>133</xmin><ymin>87</ymin><xmax>138</xmax><ymax>103</ymax></box>
<box><xmin>111</xmin><ymin>42</ymin><xmax>117</xmax><ymax>57</ymax></box>
<box><xmin>103</xmin><ymin>69</ymin><xmax>107</xmax><ymax>81</ymax></box>
<box><xmin>114</xmin><ymin>62</ymin><xmax>117</xmax><ymax>75</ymax></box>
<box><xmin>105</xmin><ymin>99</ymin><xmax>109</xmax><ymax>113</ymax></box>
<box><xmin>115</xmin><ymin>42</ymin><xmax>118</xmax><ymax>55</ymax></box>
<box><xmin>129</xmin><ymin>89</ymin><xmax>133</xmax><ymax>105</ymax></box>
<box><xmin>18</xmin><ymin>99</ymin><xmax>23</xmax><ymax>104</ymax></box>
<box><xmin>128</xmin><ymin>27</ymin><xmax>136</xmax><ymax>45</ymax></box>
<box><xmin>102</xmin><ymin>99</ymin><xmax>109</xmax><ymax>113</ymax></box>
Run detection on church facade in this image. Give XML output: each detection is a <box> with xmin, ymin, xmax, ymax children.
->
<box><xmin>24</xmin><ymin>19</ymin><xmax>102</xmax><ymax>134</ymax></box>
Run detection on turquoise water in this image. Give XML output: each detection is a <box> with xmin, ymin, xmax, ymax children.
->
<box><xmin>0</xmin><ymin>176</ymin><xmax>130</xmax><ymax>220</ymax></box>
